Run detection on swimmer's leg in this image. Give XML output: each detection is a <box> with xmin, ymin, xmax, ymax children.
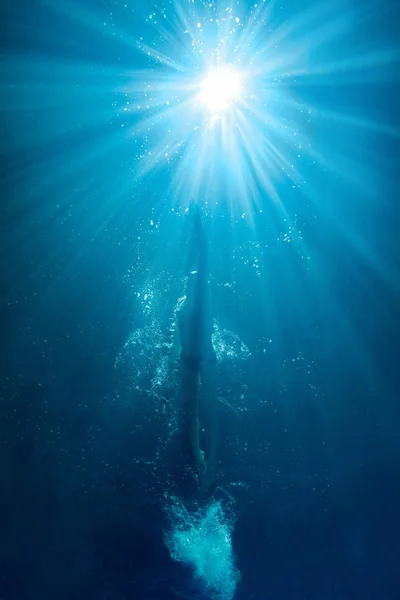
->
<box><xmin>180</xmin><ymin>359</ymin><xmax>207</xmax><ymax>479</ymax></box>
<box><xmin>200</xmin><ymin>359</ymin><xmax>219</xmax><ymax>488</ymax></box>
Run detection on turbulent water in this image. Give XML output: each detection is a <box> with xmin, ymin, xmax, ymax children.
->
<box><xmin>164</xmin><ymin>496</ymin><xmax>240</xmax><ymax>600</ymax></box>
<box><xmin>114</xmin><ymin>320</ymin><xmax>250</xmax><ymax>400</ymax></box>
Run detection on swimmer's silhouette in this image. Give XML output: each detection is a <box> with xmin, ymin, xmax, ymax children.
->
<box><xmin>171</xmin><ymin>207</ymin><xmax>218</xmax><ymax>489</ymax></box>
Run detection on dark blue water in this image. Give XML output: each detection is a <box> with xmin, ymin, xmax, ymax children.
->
<box><xmin>1</xmin><ymin>1</ymin><xmax>399</xmax><ymax>599</ymax></box>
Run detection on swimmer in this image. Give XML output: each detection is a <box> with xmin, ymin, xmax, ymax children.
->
<box><xmin>171</xmin><ymin>208</ymin><xmax>219</xmax><ymax>489</ymax></box>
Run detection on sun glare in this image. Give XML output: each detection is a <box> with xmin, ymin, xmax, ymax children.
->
<box><xmin>112</xmin><ymin>0</ymin><xmax>395</xmax><ymax>207</ymax></box>
<box><xmin>198</xmin><ymin>66</ymin><xmax>242</xmax><ymax>113</ymax></box>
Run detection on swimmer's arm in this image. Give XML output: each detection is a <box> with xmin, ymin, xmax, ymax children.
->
<box><xmin>169</xmin><ymin>305</ymin><xmax>183</xmax><ymax>362</ymax></box>
<box><xmin>193</xmin><ymin>209</ymin><xmax>207</xmax><ymax>275</ymax></box>
<box><xmin>170</xmin><ymin>321</ymin><xmax>181</xmax><ymax>360</ymax></box>
<box><xmin>193</xmin><ymin>210</ymin><xmax>209</xmax><ymax>307</ymax></box>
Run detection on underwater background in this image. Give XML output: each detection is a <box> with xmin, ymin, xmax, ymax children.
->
<box><xmin>0</xmin><ymin>0</ymin><xmax>399</xmax><ymax>599</ymax></box>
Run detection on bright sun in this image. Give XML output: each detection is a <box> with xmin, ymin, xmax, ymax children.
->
<box><xmin>198</xmin><ymin>66</ymin><xmax>242</xmax><ymax>113</ymax></box>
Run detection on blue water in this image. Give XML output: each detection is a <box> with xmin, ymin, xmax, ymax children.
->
<box><xmin>1</xmin><ymin>0</ymin><xmax>399</xmax><ymax>599</ymax></box>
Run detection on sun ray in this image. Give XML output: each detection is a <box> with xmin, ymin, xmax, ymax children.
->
<box><xmin>5</xmin><ymin>0</ymin><xmax>398</xmax><ymax>222</ymax></box>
